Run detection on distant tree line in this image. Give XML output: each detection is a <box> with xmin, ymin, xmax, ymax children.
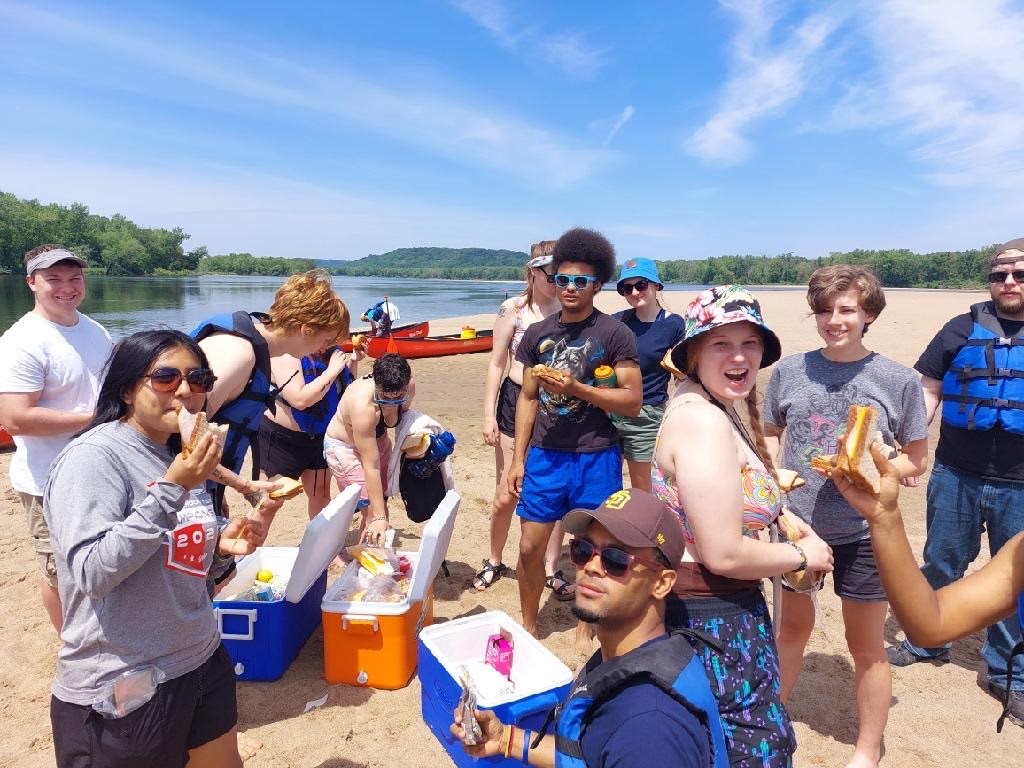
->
<box><xmin>0</xmin><ymin>190</ymin><xmax>1001</xmax><ymax>287</ymax></box>
<box><xmin>0</xmin><ymin>191</ymin><xmax>203</xmax><ymax>275</ymax></box>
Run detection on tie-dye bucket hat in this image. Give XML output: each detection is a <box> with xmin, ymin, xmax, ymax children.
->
<box><xmin>667</xmin><ymin>285</ymin><xmax>782</xmax><ymax>374</ymax></box>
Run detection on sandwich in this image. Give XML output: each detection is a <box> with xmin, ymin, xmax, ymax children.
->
<box><xmin>351</xmin><ymin>333</ymin><xmax>367</xmax><ymax>352</ymax></box>
<box><xmin>776</xmin><ymin>511</ymin><xmax>824</xmax><ymax>592</ymax></box>
<box><xmin>268</xmin><ymin>476</ymin><xmax>305</xmax><ymax>500</ymax></box>
<box><xmin>775</xmin><ymin>468</ymin><xmax>806</xmax><ymax>493</ymax></box>
<box><xmin>659</xmin><ymin>348</ymin><xmax>685</xmax><ymax>379</ymax></box>
<box><xmin>400</xmin><ymin>431</ymin><xmax>432</xmax><ymax>459</ymax></box>
<box><xmin>532</xmin><ymin>364</ymin><xmax>566</xmax><ymax>386</ymax></box>
<box><xmin>809</xmin><ymin>454</ymin><xmax>835</xmax><ymax>474</ymax></box>
<box><xmin>834</xmin><ymin>405</ymin><xmax>882</xmax><ymax>494</ymax></box>
<box><xmin>177</xmin><ymin>409</ymin><xmax>228</xmax><ymax>458</ymax></box>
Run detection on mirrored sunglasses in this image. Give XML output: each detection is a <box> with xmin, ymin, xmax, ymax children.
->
<box><xmin>552</xmin><ymin>274</ymin><xmax>600</xmax><ymax>289</ymax></box>
<box><xmin>145</xmin><ymin>367</ymin><xmax>217</xmax><ymax>394</ymax></box>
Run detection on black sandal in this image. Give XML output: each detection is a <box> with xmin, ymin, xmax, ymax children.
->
<box><xmin>545</xmin><ymin>569</ymin><xmax>575</xmax><ymax>601</ymax></box>
<box><xmin>472</xmin><ymin>560</ymin><xmax>507</xmax><ymax>591</ymax></box>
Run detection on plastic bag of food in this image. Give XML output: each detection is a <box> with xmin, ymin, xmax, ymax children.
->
<box><xmin>362</xmin><ymin>574</ymin><xmax>404</xmax><ymax>603</ymax></box>
<box><xmin>346</xmin><ymin>545</ymin><xmax>400</xmax><ymax>576</ymax></box>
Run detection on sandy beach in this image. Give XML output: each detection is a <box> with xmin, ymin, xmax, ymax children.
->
<box><xmin>2</xmin><ymin>286</ymin><xmax>1022</xmax><ymax>768</ymax></box>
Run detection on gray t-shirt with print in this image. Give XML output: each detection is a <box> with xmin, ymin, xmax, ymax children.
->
<box><xmin>763</xmin><ymin>350</ymin><xmax>928</xmax><ymax>545</ymax></box>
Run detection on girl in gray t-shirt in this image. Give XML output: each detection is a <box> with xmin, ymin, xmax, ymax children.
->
<box><xmin>762</xmin><ymin>266</ymin><xmax>928</xmax><ymax>768</ymax></box>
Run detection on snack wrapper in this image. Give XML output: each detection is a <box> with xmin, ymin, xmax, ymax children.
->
<box><xmin>457</xmin><ymin>667</ymin><xmax>483</xmax><ymax>746</ymax></box>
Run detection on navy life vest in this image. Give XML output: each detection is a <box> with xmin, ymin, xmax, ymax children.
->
<box><xmin>997</xmin><ymin>592</ymin><xmax>1024</xmax><ymax>732</ymax></box>
<box><xmin>942</xmin><ymin>301</ymin><xmax>1024</xmax><ymax>434</ymax></box>
<box><xmin>191</xmin><ymin>311</ymin><xmax>274</xmax><ymax>478</ymax></box>
<box><xmin>289</xmin><ymin>354</ymin><xmax>351</xmax><ymax>437</ymax></box>
<box><xmin>552</xmin><ymin>632</ymin><xmax>727</xmax><ymax>768</ymax></box>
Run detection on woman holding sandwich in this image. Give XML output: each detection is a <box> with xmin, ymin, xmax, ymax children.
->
<box><xmin>761</xmin><ymin>266</ymin><xmax>929</xmax><ymax>768</ymax></box>
<box><xmin>653</xmin><ymin>285</ymin><xmax>834</xmax><ymax>766</ymax></box>
<box><xmin>44</xmin><ymin>330</ymin><xmax>261</xmax><ymax>768</ymax></box>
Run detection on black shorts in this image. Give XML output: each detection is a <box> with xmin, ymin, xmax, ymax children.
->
<box><xmin>496</xmin><ymin>378</ymin><xmax>521</xmax><ymax>437</ymax></box>
<box><xmin>51</xmin><ymin>645</ymin><xmax>238</xmax><ymax>768</ymax></box>
<box><xmin>258</xmin><ymin>416</ymin><xmax>328</xmax><ymax>477</ymax></box>
<box><xmin>783</xmin><ymin>536</ymin><xmax>886</xmax><ymax>601</ymax></box>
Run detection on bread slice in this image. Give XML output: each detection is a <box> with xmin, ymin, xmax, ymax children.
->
<box><xmin>401</xmin><ymin>431</ymin><xmax>431</xmax><ymax>458</ymax></box>
<box><xmin>268</xmin><ymin>476</ymin><xmax>305</xmax><ymax>500</ymax></box>
<box><xmin>177</xmin><ymin>409</ymin><xmax>228</xmax><ymax>458</ymax></box>
<box><xmin>775</xmin><ymin>468</ymin><xmax>806</xmax><ymax>493</ymax></box>
<box><xmin>835</xmin><ymin>405</ymin><xmax>882</xmax><ymax>493</ymax></box>
<box><xmin>776</xmin><ymin>512</ymin><xmax>824</xmax><ymax>592</ymax></box>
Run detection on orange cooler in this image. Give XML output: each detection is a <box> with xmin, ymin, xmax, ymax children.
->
<box><xmin>321</xmin><ymin>490</ymin><xmax>460</xmax><ymax>689</ymax></box>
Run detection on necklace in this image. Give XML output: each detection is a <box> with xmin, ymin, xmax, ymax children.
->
<box><xmin>698</xmin><ymin>380</ymin><xmax>758</xmax><ymax>456</ymax></box>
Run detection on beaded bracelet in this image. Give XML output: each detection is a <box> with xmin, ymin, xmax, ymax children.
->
<box><xmin>786</xmin><ymin>540</ymin><xmax>808</xmax><ymax>571</ymax></box>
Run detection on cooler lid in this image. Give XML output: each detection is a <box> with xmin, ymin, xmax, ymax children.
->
<box><xmin>407</xmin><ymin>490</ymin><xmax>460</xmax><ymax>604</ymax></box>
<box><xmin>285</xmin><ymin>484</ymin><xmax>361</xmax><ymax>603</ymax></box>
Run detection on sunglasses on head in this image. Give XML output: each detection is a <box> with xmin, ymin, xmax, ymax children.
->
<box><xmin>551</xmin><ymin>274</ymin><xmax>600</xmax><ymax>290</ymax></box>
<box><xmin>568</xmin><ymin>537</ymin><xmax>666</xmax><ymax>577</ymax></box>
<box><xmin>988</xmin><ymin>270</ymin><xmax>1024</xmax><ymax>284</ymax></box>
<box><xmin>145</xmin><ymin>367</ymin><xmax>217</xmax><ymax>394</ymax></box>
<box><xmin>617</xmin><ymin>278</ymin><xmax>651</xmax><ymax>296</ymax></box>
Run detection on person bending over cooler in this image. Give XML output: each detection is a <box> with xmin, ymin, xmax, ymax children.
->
<box><xmin>324</xmin><ymin>353</ymin><xmax>414</xmax><ymax>544</ymax></box>
<box><xmin>452</xmin><ymin>489</ymin><xmax>727</xmax><ymax>768</ymax></box>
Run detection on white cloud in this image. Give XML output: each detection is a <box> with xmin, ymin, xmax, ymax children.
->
<box><xmin>0</xmin><ymin>2</ymin><xmax>610</xmax><ymax>187</ymax></box>
<box><xmin>834</xmin><ymin>0</ymin><xmax>1024</xmax><ymax>188</ymax></box>
<box><xmin>597</xmin><ymin>106</ymin><xmax>635</xmax><ymax>147</ymax></box>
<box><xmin>687</xmin><ymin>0</ymin><xmax>840</xmax><ymax>164</ymax></box>
<box><xmin>449</xmin><ymin>0</ymin><xmax>605</xmax><ymax>78</ymax></box>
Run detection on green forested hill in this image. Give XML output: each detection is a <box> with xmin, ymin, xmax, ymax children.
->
<box><xmin>317</xmin><ymin>247</ymin><xmax>528</xmax><ymax>280</ymax></box>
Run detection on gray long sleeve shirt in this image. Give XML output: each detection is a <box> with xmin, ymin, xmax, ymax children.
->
<box><xmin>44</xmin><ymin>421</ymin><xmax>221</xmax><ymax>706</ymax></box>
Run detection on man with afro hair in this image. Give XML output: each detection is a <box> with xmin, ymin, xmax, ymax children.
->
<box><xmin>508</xmin><ymin>227</ymin><xmax>642</xmax><ymax>636</ymax></box>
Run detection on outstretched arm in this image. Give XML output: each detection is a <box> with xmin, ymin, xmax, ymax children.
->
<box><xmin>833</xmin><ymin>443</ymin><xmax>1024</xmax><ymax>646</ymax></box>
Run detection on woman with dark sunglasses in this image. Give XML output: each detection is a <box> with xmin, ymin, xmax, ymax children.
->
<box><xmin>612</xmin><ymin>258</ymin><xmax>685</xmax><ymax>492</ymax></box>
<box><xmin>476</xmin><ymin>240</ymin><xmax>568</xmax><ymax>595</ymax></box>
<box><xmin>43</xmin><ymin>330</ymin><xmax>262</xmax><ymax>768</ymax></box>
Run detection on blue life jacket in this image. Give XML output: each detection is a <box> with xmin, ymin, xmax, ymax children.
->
<box><xmin>552</xmin><ymin>632</ymin><xmax>727</xmax><ymax>768</ymax></box>
<box><xmin>997</xmin><ymin>592</ymin><xmax>1024</xmax><ymax>732</ymax></box>
<box><xmin>942</xmin><ymin>301</ymin><xmax>1024</xmax><ymax>434</ymax></box>
<box><xmin>191</xmin><ymin>311</ymin><xmax>275</xmax><ymax>478</ymax></box>
<box><xmin>289</xmin><ymin>354</ymin><xmax>351</xmax><ymax>437</ymax></box>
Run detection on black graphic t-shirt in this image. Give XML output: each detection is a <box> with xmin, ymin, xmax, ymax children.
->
<box><xmin>516</xmin><ymin>310</ymin><xmax>638</xmax><ymax>453</ymax></box>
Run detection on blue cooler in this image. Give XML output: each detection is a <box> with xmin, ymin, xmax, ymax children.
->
<box><xmin>213</xmin><ymin>485</ymin><xmax>360</xmax><ymax>681</ymax></box>
<box><xmin>418</xmin><ymin>611</ymin><xmax>573</xmax><ymax>767</ymax></box>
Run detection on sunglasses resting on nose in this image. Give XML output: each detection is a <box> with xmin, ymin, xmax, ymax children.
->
<box><xmin>550</xmin><ymin>274</ymin><xmax>600</xmax><ymax>289</ymax></box>
<box><xmin>145</xmin><ymin>367</ymin><xmax>217</xmax><ymax>394</ymax></box>
<box><xmin>373</xmin><ymin>393</ymin><xmax>409</xmax><ymax>406</ymax></box>
<box><xmin>617</xmin><ymin>278</ymin><xmax>651</xmax><ymax>296</ymax></box>
<box><xmin>569</xmin><ymin>537</ymin><xmax>666</xmax><ymax>577</ymax></box>
<box><xmin>988</xmin><ymin>271</ymin><xmax>1024</xmax><ymax>283</ymax></box>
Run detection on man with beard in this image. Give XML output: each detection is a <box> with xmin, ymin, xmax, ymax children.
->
<box><xmin>451</xmin><ymin>489</ymin><xmax>726</xmax><ymax>768</ymax></box>
<box><xmin>887</xmin><ymin>238</ymin><xmax>1024</xmax><ymax>724</ymax></box>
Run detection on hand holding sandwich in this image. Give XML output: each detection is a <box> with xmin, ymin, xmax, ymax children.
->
<box><xmin>166</xmin><ymin>431</ymin><xmax>223</xmax><ymax>490</ymax></box>
<box><xmin>828</xmin><ymin>439</ymin><xmax>902</xmax><ymax>527</ymax></box>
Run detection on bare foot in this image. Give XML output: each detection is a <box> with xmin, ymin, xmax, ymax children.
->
<box><xmin>844</xmin><ymin>752</ymin><xmax>879</xmax><ymax>768</ymax></box>
<box><xmin>237</xmin><ymin>732</ymin><xmax>264</xmax><ymax>761</ymax></box>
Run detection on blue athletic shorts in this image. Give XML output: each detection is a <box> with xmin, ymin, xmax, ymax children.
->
<box><xmin>516</xmin><ymin>445</ymin><xmax>623</xmax><ymax>523</ymax></box>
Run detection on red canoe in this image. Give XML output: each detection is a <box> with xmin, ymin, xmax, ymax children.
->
<box><xmin>0</xmin><ymin>426</ymin><xmax>13</xmax><ymax>449</ymax></box>
<box><xmin>365</xmin><ymin>330</ymin><xmax>494</xmax><ymax>359</ymax></box>
<box><xmin>339</xmin><ymin>321</ymin><xmax>429</xmax><ymax>352</ymax></box>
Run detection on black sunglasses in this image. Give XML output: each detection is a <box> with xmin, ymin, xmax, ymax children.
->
<box><xmin>988</xmin><ymin>271</ymin><xmax>1024</xmax><ymax>284</ymax></box>
<box><xmin>569</xmin><ymin>537</ymin><xmax>666</xmax><ymax>577</ymax></box>
<box><xmin>617</xmin><ymin>278</ymin><xmax>651</xmax><ymax>296</ymax></box>
<box><xmin>144</xmin><ymin>367</ymin><xmax>217</xmax><ymax>394</ymax></box>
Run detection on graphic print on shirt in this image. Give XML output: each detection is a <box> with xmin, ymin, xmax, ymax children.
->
<box><xmin>164</xmin><ymin>487</ymin><xmax>218</xmax><ymax>578</ymax></box>
<box><xmin>536</xmin><ymin>336</ymin><xmax>603</xmax><ymax>422</ymax></box>
<box><xmin>786</xmin><ymin>383</ymin><xmax>874</xmax><ymax>505</ymax></box>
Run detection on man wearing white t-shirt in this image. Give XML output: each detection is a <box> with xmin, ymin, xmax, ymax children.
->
<box><xmin>0</xmin><ymin>245</ymin><xmax>112</xmax><ymax>632</ymax></box>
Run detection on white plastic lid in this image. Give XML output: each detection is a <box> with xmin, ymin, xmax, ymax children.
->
<box><xmin>406</xmin><ymin>490</ymin><xmax>460</xmax><ymax>604</ymax></box>
<box><xmin>285</xmin><ymin>484</ymin><xmax>361</xmax><ymax>603</ymax></box>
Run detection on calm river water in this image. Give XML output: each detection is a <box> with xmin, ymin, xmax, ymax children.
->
<box><xmin>0</xmin><ymin>274</ymin><xmax>528</xmax><ymax>337</ymax></box>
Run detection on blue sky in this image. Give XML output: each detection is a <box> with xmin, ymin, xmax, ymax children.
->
<box><xmin>2</xmin><ymin>0</ymin><xmax>1023</xmax><ymax>261</ymax></box>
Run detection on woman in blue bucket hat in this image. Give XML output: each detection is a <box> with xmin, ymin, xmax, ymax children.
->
<box><xmin>651</xmin><ymin>285</ymin><xmax>835</xmax><ymax>767</ymax></box>
<box><xmin>612</xmin><ymin>257</ymin><xmax>686</xmax><ymax>492</ymax></box>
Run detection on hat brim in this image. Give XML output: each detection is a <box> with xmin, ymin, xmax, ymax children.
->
<box><xmin>669</xmin><ymin>323</ymin><xmax>781</xmax><ymax>373</ymax></box>
<box><xmin>563</xmin><ymin>508</ymin><xmax>660</xmax><ymax>552</ymax></box>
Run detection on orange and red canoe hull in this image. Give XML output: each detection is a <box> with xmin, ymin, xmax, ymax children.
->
<box><xmin>0</xmin><ymin>427</ymin><xmax>13</xmax><ymax>449</ymax></box>
<box><xmin>339</xmin><ymin>321</ymin><xmax>429</xmax><ymax>352</ymax></box>
<box><xmin>365</xmin><ymin>330</ymin><xmax>493</xmax><ymax>359</ymax></box>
